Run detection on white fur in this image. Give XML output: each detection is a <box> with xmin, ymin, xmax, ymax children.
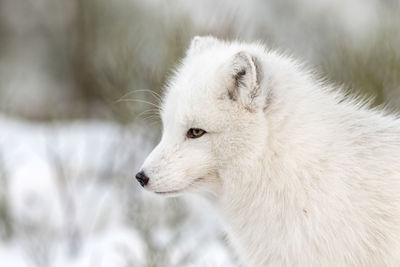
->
<box><xmin>139</xmin><ymin>36</ymin><xmax>400</xmax><ymax>266</ymax></box>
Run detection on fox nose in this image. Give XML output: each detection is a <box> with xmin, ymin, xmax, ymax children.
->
<box><xmin>135</xmin><ymin>171</ymin><xmax>149</xmax><ymax>187</ymax></box>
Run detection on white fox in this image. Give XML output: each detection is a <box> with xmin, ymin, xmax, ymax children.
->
<box><xmin>136</xmin><ymin>36</ymin><xmax>400</xmax><ymax>267</ymax></box>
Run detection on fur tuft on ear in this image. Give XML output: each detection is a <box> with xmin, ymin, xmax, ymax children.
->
<box><xmin>187</xmin><ymin>35</ymin><xmax>219</xmax><ymax>55</ymax></box>
<box><xmin>228</xmin><ymin>51</ymin><xmax>263</xmax><ymax>111</ymax></box>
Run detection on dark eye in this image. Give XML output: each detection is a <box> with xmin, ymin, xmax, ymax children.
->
<box><xmin>186</xmin><ymin>128</ymin><xmax>206</xmax><ymax>139</ymax></box>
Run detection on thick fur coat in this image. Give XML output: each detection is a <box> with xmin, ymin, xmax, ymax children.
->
<box><xmin>138</xmin><ymin>36</ymin><xmax>400</xmax><ymax>266</ymax></box>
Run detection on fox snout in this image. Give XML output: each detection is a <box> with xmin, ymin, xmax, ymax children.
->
<box><xmin>135</xmin><ymin>170</ymin><xmax>149</xmax><ymax>187</ymax></box>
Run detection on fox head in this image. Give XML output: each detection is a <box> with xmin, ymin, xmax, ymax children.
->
<box><xmin>136</xmin><ymin>36</ymin><xmax>279</xmax><ymax>197</ymax></box>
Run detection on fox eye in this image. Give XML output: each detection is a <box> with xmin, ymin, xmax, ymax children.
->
<box><xmin>186</xmin><ymin>128</ymin><xmax>206</xmax><ymax>139</ymax></box>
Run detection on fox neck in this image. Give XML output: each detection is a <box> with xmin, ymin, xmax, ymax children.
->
<box><xmin>214</xmin><ymin>94</ymin><xmax>350</xmax><ymax>265</ymax></box>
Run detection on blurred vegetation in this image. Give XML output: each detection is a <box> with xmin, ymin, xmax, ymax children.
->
<box><xmin>321</xmin><ymin>17</ymin><xmax>400</xmax><ymax>106</ymax></box>
<box><xmin>0</xmin><ymin>0</ymin><xmax>193</xmax><ymax>124</ymax></box>
<box><xmin>0</xmin><ymin>0</ymin><xmax>399</xmax><ymax>122</ymax></box>
<box><xmin>127</xmin><ymin>197</ymin><xmax>193</xmax><ymax>267</ymax></box>
<box><xmin>68</xmin><ymin>0</ymin><xmax>193</xmax><ymax>123</ymax></box>
<box><xmin>0</xmin><ymin>152</ymin><xmax>13</xmax><ymax>241</ymax></box>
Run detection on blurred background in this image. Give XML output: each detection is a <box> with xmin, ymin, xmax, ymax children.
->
<box><xmin>0</xmin><ymin>0</ymin><xmax>399</xmax><ymax>266</ymax></box>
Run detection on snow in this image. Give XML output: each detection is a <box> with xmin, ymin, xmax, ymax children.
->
<box><xmin>0</xmin><ymin>115</ymin><xmax>237</xmax><ymax>267</ymax></box>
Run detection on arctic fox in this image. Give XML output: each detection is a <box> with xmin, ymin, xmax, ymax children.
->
<box><xmin>136</xmin><ymin>36</ymin><xmax>400</xmax><ymax>267</ymax></box>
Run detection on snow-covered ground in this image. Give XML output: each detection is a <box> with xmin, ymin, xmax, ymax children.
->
<box><xmin>0</xmin><ymin>115</ymin><xmax>237</xmax><ymax>267</ymax></box>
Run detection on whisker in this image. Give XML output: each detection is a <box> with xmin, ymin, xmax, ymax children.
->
<box><xmin>135</xmin><ymin>109</ymin><xmax>161</xmax><ymax>121</ymax></box>
<box><xmin>148</xmin><ymin>120</ymin><xmax>161</xmax><ymax>127</ymax></box>
<box><xmin>115</xmin><ymin>99</ymin><xmax>160</xmax><ymax>109</ymax></box>
<box><xmin>115</xmin><ymin>89</ymin><xmax>162</xmax><ymax>103</ymax></box>
<box><xmin>142</xmin><ymin>117</ymin><xmax>160</xmax><ymax>123</ymax></box>
<box><xmin>134</xmin><ymin>89</ymin><xmax>163</xmax><ymax>102</ymax></box>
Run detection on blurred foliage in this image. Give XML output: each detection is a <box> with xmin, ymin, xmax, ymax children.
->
<box><xmin>127</xmin><ymin>196</ymin><xmax>192</xmax><ymax>267</ymax></box>
<box><xmin>0</xmin><ymin>0</ymin><xmax>399</xmax><ymax>122</ymax></box>
<box><xmin>0</xmin><ymin>153</ymin><xmax>13</xmax><ymax>241</ymax></box>
<box><xmin>321</xmin><ymin>18</ymin><xmax>400</xmax><ymax>107</ymax></box>
<box><xmin>0</xmin><ymin>0</ymin><xmax>193</xmax><ymax>124</ymax></box>
<box><xmin>68</xmin><ymin>0</ymin><xmax>193</xmax><ymax>123</ymax></box>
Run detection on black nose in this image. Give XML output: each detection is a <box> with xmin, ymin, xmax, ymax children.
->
<box><xmin>135</xmin><ymin>171</ymin><xmax>149</xmax><ymax>187</ymax></box>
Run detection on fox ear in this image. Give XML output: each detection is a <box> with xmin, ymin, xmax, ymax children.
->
<box><xmin>187</xmin><ymin>35</ymin><xmax>218</xmax><ymax>55</ymax></box>
<box><xmin>228</xmin><ymin>51</ymin><xmax>263</xmax><ymax>111</ymax></box>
